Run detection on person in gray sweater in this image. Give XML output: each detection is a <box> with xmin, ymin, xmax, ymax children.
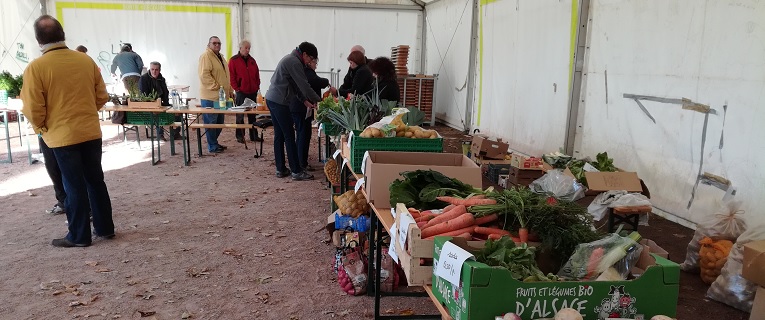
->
<box><xmin>110</xmin><ymin>44</ymin><xmax>144</xmax><ymax>94</ymax></box>
<box><xmin>265</xmin><ymin>42</ymin><xmax>321</xmax><ymax>181</ymax></box>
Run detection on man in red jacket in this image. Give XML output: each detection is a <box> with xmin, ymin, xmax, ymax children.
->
<box><xmin>229</xmin><ymin>40</ymin><xmax>262</xmax><ymax>142</ymax></box>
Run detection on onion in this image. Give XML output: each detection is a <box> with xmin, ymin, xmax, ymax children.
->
<box><xmin>650</xmin><ymin>316</ymin><xmax>674</xmax><ymax>320</ymax></box>
<box><xmin>554</xmin><ymin>308</ymin><xmax>583</xmax><ymax>320</ymax></box>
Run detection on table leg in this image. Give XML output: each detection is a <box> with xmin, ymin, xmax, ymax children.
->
<box><xmin>182</xmin><ymin>113</ymin><xmax>190</xmax><ymax>166</ymax></box>
<box><xmin>367</xmin><ymin>209</ymin><xmax>377</xmax><ymax>297</ymax></box>
<box><xmin>1</xmin><ymin>110</ymin><xmax>11</xmax><ymax>163</ymax></box>
<box><xmin>149</xmin><ymin>114</ymin><xmax>158</xmax><ymax>165</ymax></box>
<box><xmin>196</xmin><ymin>128</ymin><xmax>202</xmax><ymax>157</ymax></box>
<box><xmin>155</xmin><ymin>114</ymin><xmax>162</xmax><ymax>164</ymax></box>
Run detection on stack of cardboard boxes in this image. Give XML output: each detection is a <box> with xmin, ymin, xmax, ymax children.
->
<box><xmin>743</xmin><ymin>240</ymin><xmax>765</xmax><ymax>320</ymax></box>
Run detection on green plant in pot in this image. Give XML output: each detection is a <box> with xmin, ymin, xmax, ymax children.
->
<box><xmin>0</xmin><ymin>71</ymin><xmax>23</xmax><ymax>101</ymax></box>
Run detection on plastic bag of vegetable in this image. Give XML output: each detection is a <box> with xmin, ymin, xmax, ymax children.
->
<box><xmin>557</xmin><ymin>231</ymin><xmax>642</xmax><ymax>281</ymax></box>
<box><xmin>338</xmin><ymin>246</ymin><xmax>368</xmax><ymax>295</ymax></box>
<box><xmin>706</xmin><ymin>223</ymin><xmax>765</xmax><ymax>312</ymax></box>
<box><xmin>529</xmin><ymin>169</ymin><xmax>586</xmax><ymax>202</ymax></box>
<box><xmin>699</xmin><ymin>237</ymin><xmax>734</xmax><ymax>284</ymax></box>
<box><xmin>680</xmin><ymin>200</ymin><xmax>746</xmax><ymax>272</ymax></box>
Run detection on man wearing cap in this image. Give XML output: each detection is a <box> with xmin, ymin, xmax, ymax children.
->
<box><xmin>110</xmin><ymin>43</ymin><xmax>144</xmax><ymax>94</ymax></box>
<box><xmin>264</xmin><ymin>42</ymin><xmax>321</xmax><ymax>181</ymax></box>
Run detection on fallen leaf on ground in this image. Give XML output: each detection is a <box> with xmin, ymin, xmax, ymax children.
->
<box><xmin>399</xmin><ymin>309</ymin><xmax>414</xmax><ymax>316</ymax></box>
<box><xmin>222</xmin><ymin>249</ymin><xmax>244</xmax><ymax>259</ymax></box>
<box><xmin>262</xmin><ymin>233</ymin><xmax>272</xmax><ymax>237</ymax></box>
<box><xmin>148</xmin><ymin>237</ymin><xmax>160</xmax><ymax>241</ymax></box>
<box><xmin>89</xmin><ymin>295</ymin><xmax>99</xmax><ymax>303</ymax></box>
<box><xmin>136</xmin><ymin>311</ymin><xmax>156</xmax><ymax>317</ymax></box>
<box><xmin>161</xmin><ymin>279</ymin><xmax>175</xmax><ymax>284</ymax></box>
<box><xmin>186</xmin><ymin>267</ymin><xmax>211</xmax><ymax>278</ymax></box>
<box><xmin>69</xmin><ymin>301</ymin><xmax>84</xmax><ymax>307</ymax></box>
<box><xmin>181</xmin><ymin>312</ymin><xmax>192</xmax><ymax>319</ymax></box>
<box><xmin>96</xmin><ymin>268</ymin><xmax>112</xmax><ymax>273</ymax></box>
<box><xmin>28</xmin><ymin>191</ymin><xmax>37</xmax><ymax>196</ymax></box>
<box><xmin>255</xmin><ymin>276</ymin><xmax>272</xmax><ymax>284</ymax></box>
<box><xmin>85</xmin><ymin>261</ymin><xmax>98</xmax><ymax>267</ymax></box>
<box><xmin>384</xmin><ymin>309</ymin><xmax>395</xmax><ymax>314</ymax></box>
<box><xmin>257</xmin><ymin>293</ymin><xmax>269</xmax><ymax>303</ymax></box>
<box><xmin>52</xmin><ymin>290</ymin><xmax>64</xmax><ymax>296</ymax></box>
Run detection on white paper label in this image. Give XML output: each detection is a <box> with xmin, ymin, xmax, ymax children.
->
<box><xmin>388</xmin><ymin>225</ymin><xmax>399</xmax><ymax>263</ymax></box>
<box><xmin>361</xmin><ymin>151</ymin><xmax>371</xmax><ymax>175</ymax></box>
<box><xmin>332</xmin><ymin>150</ymin><xmax>341</xmax><ymax>159</ymax></box>
<box><xmin>397</xmin><ymin>212</ymin><xmax>416</xmax><ymax>253</ymax></box>
<box><xmin>583</xmin><ymin>162</ymin><xmax>600</xmax><ymax>172</ymax></box>
<box><xmin>318</xmin><ymin>123</ymin><xmax>323</xmax><ymax>135</ymax></box>
<box><xmin>434</xmin><ymin>241</ymin><xmax>475</xmax><ymax>287</ymax></box>
<box><xmin>354</xmin><ymin>178</ymin><xmax>365</xmax><ymax>193</ymax></box>
<box><xmin>347</xmin><ymin>132</ymin><xmax>353</xmax><ymax>149</ymax></box>
<box><xmin>342</xmin><ymin>158</ymin><xmax>348</xmax><ymax>169</ymax></box>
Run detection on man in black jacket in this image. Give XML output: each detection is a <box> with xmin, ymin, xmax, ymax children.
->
<box><xmin>138</xmin><ymin>61</ymin><xmax>179</xmax><ymax>140</ymax></box>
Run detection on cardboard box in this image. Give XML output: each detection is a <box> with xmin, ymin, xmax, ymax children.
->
<box><xmin>585</xmin><ymin>171</ymin><xmax>643</xmax><ymax>193</ymax></box>
<box><xmin>433</xmin><ymin>237</ymin><xmax>679</xmax><ymax>320</ymax></box>
<box><xmin>743</xmin><ymin>240</ymin><xmax>765</xmax><ymax>287</ymax></box>
<box><xmin>470</xmin><ymin>135</ymin><xmax>509</xmax><ymax>160</ymax></box>
<box><xmin>640</xmin><ymin>239</ymin><xmax>669</xmax><ymax>259</ymax></box>
<box><xmin>507</xmin><ymin>166</ymin><xmax>546</xmax><ymax>187</ymax></box>
<box><xmin>510</xmin><ymin>153</ymin><xmax>544</xmax><ymax>169</ymax></box>
<box><xmin>363</xmin><ymin>151</ymin><xmax>482</xmax><ymax>209</ymax></box>
<box><xmin>127</xmin><ymin>98</ymin><xmax>162</xmax><ymax>109</ymax></box>
<box><xmin>751</xmin><ymin>287</ymin><xmax>765</xmax><ymax>320</ymax></box>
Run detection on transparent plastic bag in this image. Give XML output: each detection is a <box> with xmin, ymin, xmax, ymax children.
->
<box><xmin>680</xmin><ymin>200</ymin><xmax>746</xmax><ymax>272</ymax></box>
<box><xmin>706</xmin><ymin>223</ymin><xmax>765</xmax><ymax>312</ymax></box>
<box><xmin>529</xmin><ymin>169</ymin><xmax>586</xmax><ymax>202</ymax></box>
<box><xmin>558</xmin><ymin>231</ymin><xmax>642</xmax><ymax>281</ymax></box>
<box><xmin>238</xmin><ymin>97</ymin><xmax>257</xmax><ymax>108</ymax></box>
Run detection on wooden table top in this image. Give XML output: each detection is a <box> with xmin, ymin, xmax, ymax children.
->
<box><xmin>165</xmin><ymin>105</ymin><xmax>270</xmax><ymax>115</ymax></box>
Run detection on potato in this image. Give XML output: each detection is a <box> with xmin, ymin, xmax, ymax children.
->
<box><xmin>369</xmin><ymin>127</ymin><xmax>381</xmax><ymax>138</ymax></box>
<box><xmin>396</xmin><ymin>130</ymin><xmax>406</xmax><ymax>137</ymax></box>
<box><xmin>405</xmin><ymin>131</ymin><xmax>413</xmax><ymax>138</ymax></box>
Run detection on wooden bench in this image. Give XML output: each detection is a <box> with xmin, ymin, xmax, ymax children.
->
<box><xmin>607</xmin><ymin>205</ymin><xmax>652</xmax><ymax>233</ymax></box>
<box><xmin>189</xmin><ymin>121</ymin><xmax>269</xmax><ymax>158</ymax></box>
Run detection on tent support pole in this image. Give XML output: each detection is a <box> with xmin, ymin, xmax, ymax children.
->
<box><xmin>463</xmin><ymin>0</ymin><xmax>479</xmax><ymax>133</ymax></box>
<box><xmin>564</xmin><ymin>0</ymin><xmax>590</xmax><ymax>155</ymax></box>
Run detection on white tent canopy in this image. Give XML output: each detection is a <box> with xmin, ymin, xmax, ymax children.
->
<box><xmin>2</xmin><ymin>0</ymin><xmax>762</xmax><ymax>227</ymax></box>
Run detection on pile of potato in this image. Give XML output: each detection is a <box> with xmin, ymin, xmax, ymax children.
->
<box><xmin>324</xmin><ymin>159</ymin><xmax>341</xmax><ymax>186</ymax></box>
<box><xmin>333</xmin><ymin>190</ymin><xmax>370</xmax><ymax>218</ymax></box>
<box><xmin>359</xmin><ymin>114</ymin><xmax>438</xmax><ymax>139</ymax></box>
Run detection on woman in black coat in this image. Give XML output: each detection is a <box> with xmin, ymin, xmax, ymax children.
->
<box><xmin>338</xmin><ymin>51</ymin><xmax>373</xmax><ymax>98</ymax></box>
<box><xmin>368</xmin><ymin>57</ymin><xmax>400</xmax><ymax>103</ymax></box>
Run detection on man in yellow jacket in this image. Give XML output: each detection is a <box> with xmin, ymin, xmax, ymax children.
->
<box><xmin>21</xmin><ymin>15</ymin><xmax>114</xmax><ymax>247</ymax></box>
<box><xmin>198</xmin><ymin>36</ymin><xmax>233</xmax><ymax>153</ymax></box>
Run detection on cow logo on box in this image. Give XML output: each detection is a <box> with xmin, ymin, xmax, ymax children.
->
<box><xmin>594</xmin><ymin>285</ymin><xmax>637</xmax><ymax>319</ymax></box>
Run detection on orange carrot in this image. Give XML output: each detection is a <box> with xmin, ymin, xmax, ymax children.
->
<box><xmin>415</xmin><ymin>213</ymin><xmax>437</xmax><ymax>222</ymax></box>
<box><xmin>474</xmin><ymin>214</ymin><xmax>499</xmax><ymax>225</ymax></box>
<box><xmin>423</xmin><ymin>205</ymin><xmax>467</xmax><ymax>229</ymax></box>
<box><xmin>407</xmin><ymin>208</ymin><xmax>421</xmax><ymax>219</ymax></box>
<box><xmin>421</xmin><ymin>213</ymin><xmax>475</xmax><ymax>238</ymax></box>
<box><xmin>488</xmin><ymin>234</ymin><xmax>503</xmax><ymax>240</ymax></box>
<box><xmin>518</xmin><ymin>228</ymin><xmax>529</xmax><ymax>243</ymax></box>
<box><xmin>471</xmin><ymin>194</ymin><xmax>487</xmax><ymax>199</ymax></box>
<box><xmin>585</xmin><ymin>247</ymin><xmax>605</xmax><ymax>279</ymax></box>
<box><xmin>454</xmin><ymin>232</ymin><xmax>472</xmax><ymax>239</ymax></box>
<box><xmin>474</xmin><ymin>226</ymin><xmax>511</xmax><ymax>236</ymax></box>
<box><xmin>436</xmin><ymin>196</ymin><xmax>497</xmax><ymax>206</ymax></box>
<box><xmin>416</xmin><ymin>221</ymin><xmax>427</xmax><ymax>229</ymax></box>
<box><xmin>423</xmin><ymin>225</ymin><xmax>476</xmax><ymax>239</ymax></box>
<box><xmin>442</xmin><ymin>205</ymin><xmax>456</xmax><ymax>212</ymax></box>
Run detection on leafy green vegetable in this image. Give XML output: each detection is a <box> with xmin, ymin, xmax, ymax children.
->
<box><xmin>402</xmin><ymin>107</ymin><xmax>426</xmax><ymax>126</ymax></box>
<box><xmin>0</xmin><ymin>71</ymin><xmax>23</xmax><ymax>98</ymax></box>
<box><xmin>325</xmin><ymin>95</ymin><xmax>370</xmax><ymax>132</ymax></box>
<box><xmin>316</xmin><ymin>96</ymin><xmax>340</xmax><ymax>123</ymax></box>
<box><xmin>389</xmin><ymin>170</ymin><xmax>482</xmax><ymax>209</ymax></box>
<box><xmin>592</xmin><ymin>152</ymin><xmax>616</xmax><ymax>172</ymax></box>
<box><xmin>469</xmin><ymin>187</ymin><xmax>603</xmax><ymax>266</ymax></box>
<box><xmin>474</xmin><ymin>237</ymin><xmax>559</xmax><ymax>282</ymax></box>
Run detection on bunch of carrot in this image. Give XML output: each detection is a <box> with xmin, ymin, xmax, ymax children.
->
<box><xmin>406</xmin><ymin>196</ymin><xmax>516</xmax><ymax>241</ymax></box>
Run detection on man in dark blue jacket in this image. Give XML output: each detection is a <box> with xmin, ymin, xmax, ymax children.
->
<box><xmin>138</xmin><ymin>61</ymin><xmax>179</xmax><ymax>140</ymax></box>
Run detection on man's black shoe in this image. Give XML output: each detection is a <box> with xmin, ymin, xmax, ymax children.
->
<box><xmin>276</xmin><ymin>169</ymin><xmax>291</xmax><ymax>178</ymax></box>
<box><xmin>52</xmin><ymin>238</ymin><xmax>90</xmax><ymax>248</ymax></box>
<box><xmin>236</xmin><ymin>137</ymin><xmax>245</xmax><ymax>143</ymax></box>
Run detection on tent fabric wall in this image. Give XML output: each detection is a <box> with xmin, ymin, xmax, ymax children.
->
<box><xmin>0</xmin><ymin>0</ymin><xmax>41</xmax><ymax>77</ymax></box>
<box><xmin>473</xmin><ymin>0</ymin><xmax>574</xmax><ymax>156</ymax></box>
<box><xmin>49</xmin><ymin>0</ymin><xmax>238</xmax><ymax>97</ymax></box>
<box><xmin>423</xmin><ymin>0</ymin><xmax>472</xmax><ymax>131</ymax></box>
<box><xmin>244</xmin><ymin>4</ymin><xmax>421</xmax><ymax>93</ymax></box>
<box><xmin>575</xmin><ymin>0</ymin><xmax>765</xmax><ymax>225</ymax></box>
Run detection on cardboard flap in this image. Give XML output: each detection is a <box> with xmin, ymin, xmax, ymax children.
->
<box><xmin>742</xmin><ymin>240</ymin><xmax>765</xmax><ymax>287</ymax></box>
<box><xmin>585</xmin><ymin>171</ymin><xmax>643</xmax><ymax>192</ymax></box>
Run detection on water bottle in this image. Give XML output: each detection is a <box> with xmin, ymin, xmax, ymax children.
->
<box><xmin>218</xmin><ymin>86</ymin><xmax>226</xmax><ymax>109</ymax></box>
<box><xmin>170</xmin><ymin>89</ymin><xmax>180</xmax><ymax>109</ymax></box>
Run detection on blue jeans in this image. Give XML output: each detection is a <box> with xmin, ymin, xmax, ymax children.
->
<box><xmin>267</xmin><ymin>99</ymin><xmax>301</xmax><ymax>173</ymax></box>
<box><xmin>201</xmin><ymin>99</ymin><xmax>225</xmax><ymax>152</ymax></box>
<box><xmin>51</xmin><ymin>138</ymin><xmax>113</xmax><ymax>244</ymax></box>
<box><xmin>291</xmin><ymin>111</ymin><xmax>312</xmax><ymax>169</ymax></box>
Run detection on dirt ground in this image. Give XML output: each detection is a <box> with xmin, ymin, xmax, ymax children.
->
<box><xmin>0</xmin><ymin>118</ymin><xmax>751</xmax><ymax>320</ymax></box>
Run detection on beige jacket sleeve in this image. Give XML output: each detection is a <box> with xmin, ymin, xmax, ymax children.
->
<box><xmin>20</xmin><ymin>65</ymin><xmax>47</xmax><ymax>134</ymax></box>
<box><xmin>198</xmin><ymin>52</ymin><xmax>219</xmax><ymax>91</ymax></box>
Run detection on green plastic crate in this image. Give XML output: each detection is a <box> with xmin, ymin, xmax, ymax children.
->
<box><xmin>126</xmin><ymin>112</ymin><xmax>175</xmax><ymax>125</ymax></box>
<box><xmin>322</xmin><ymin>123</ymin><xmax>342</xmax><ymax>136</ymax></box>
<box><xmin>348</xmin><ymin>130</ymin><xmax>443</xmax><ymax>173</ymax></box>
